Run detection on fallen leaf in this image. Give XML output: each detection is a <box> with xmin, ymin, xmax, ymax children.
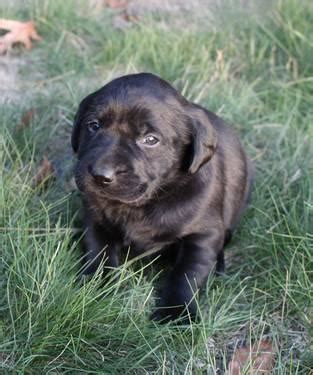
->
<box><xmin>105</xmin><ymin>0</ymin><xmax>128</xmax><ymax>9</ymax></box>
<box><xmin>15</xmin><ymin>108</ymin><xmax>36</xmax><ymax>131</ymax></box>
<box><xmin>228</xmin><ymin>340</ymin><xmax>275</xmax><ymax>374</ymax></box>
<box><xmin>113</xmin><ymin>10</ymin><xmax>139</xmax><ymax>29</ymax></box>
<box><xmin>33</xmin><ymin>156</ymin><xmax>55</xmax><ymax>188</ymax></box>
<box><xmin>0</xmin><ymin>19</ymin><xmax>42</xmax><ymax>54</ymax></box>
<box><xmin>121</xmin><ymin>10</ymin><xmax>139</xmax><ymax>22</ymax></box>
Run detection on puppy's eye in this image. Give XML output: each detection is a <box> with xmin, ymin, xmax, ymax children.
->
<box><xmin>87</xmin><ymin>121</ymin><xmax>100</xmax><ymax>133</ymax></box>
<box><xmin>142</xmin><ymin>135</ymin><xmax>159</xmax><ymax>146</ymax></box>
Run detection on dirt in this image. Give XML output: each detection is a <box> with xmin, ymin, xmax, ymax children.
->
<box><xmin>0</xmin><ymin>0</ymin><xmax>273</xmax><ymax>104</ymax></box>
<box><xmin>0</xmin><ymin>55</ymin><xmax>24</xmax><ymax>104</ymax></box>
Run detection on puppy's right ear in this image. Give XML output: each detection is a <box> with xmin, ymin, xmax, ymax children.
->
<box><xmin>71</xmin><ymin>111</ymin><xmax>81</xmax><ymax>153</ymax></box>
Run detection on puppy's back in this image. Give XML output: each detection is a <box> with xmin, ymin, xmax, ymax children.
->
<box><xmin>205</xmin><ymin>109</ymin><xmax>252</xmax><ymax>230</ymax></box>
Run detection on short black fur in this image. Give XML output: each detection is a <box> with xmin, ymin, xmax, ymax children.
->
<box><xmin>72</xmin><ymin>73</ymin><xmax>253</xmax><ymax>322</ymax></box>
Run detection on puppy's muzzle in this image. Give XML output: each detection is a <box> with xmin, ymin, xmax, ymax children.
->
<box><xmin>88</xmin><ymin>164</ymin><xmax>115</xmax><ymax>185</ymax></box>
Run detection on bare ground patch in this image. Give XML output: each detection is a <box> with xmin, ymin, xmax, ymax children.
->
<box><xmin>0</xmin><ymin>55</ymin><xmax>24</xmax><ymax>104</ymax></box>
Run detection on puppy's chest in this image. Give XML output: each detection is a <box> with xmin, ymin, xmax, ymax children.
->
<box><xmin>106</xmin><ymin>206</ymin><xmax>175</xmax><ymax>251</ymax></box>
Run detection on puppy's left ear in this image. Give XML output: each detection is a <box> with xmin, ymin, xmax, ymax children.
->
<box><xmin>188</xmin><ymin>107</ymin><xmax>217</xmax><ymax>174</ymax></box>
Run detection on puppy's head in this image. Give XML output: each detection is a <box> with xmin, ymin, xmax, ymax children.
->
<box><xmin>72</xmin><ymin>73</ymin><xmax>217</xmax><ymax>205</ymax></box>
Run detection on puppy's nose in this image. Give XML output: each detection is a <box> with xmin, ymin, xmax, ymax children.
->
<box><xmin>89</xmin><ymin>165</ymin><xmax>115</xmax><ymax>185</ymax></box>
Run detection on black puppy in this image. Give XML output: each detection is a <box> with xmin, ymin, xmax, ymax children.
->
<box><xmin>72</xmin><ymin>73</ymin><xmax>252</xmax><ymax>321</ymax></box>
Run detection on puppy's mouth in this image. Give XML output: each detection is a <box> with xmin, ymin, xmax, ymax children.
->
<box><xmin>83</xmin><ymin>176</ymin><xmax>149</xmax><ymax>206</ymax></box>
<box><xmin>102</xmin><ymin>183</ymin><xmax>149</xmax><ymax>205</ymax></box>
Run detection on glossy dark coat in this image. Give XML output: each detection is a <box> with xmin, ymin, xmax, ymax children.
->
<box><xmin>72</xmin><ymin>73</ymin><xmax>253</xmax><ymax>321</ymax></box>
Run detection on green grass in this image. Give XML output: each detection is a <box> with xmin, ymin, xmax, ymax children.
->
<box><xmin>0</xmin><ymin>0</ymin><xmax>312</xmax><ymax>373</ymax></box>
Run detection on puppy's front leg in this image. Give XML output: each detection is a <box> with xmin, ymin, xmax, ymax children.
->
<box><xmin>153</xmin><ymin>229</ymin><xmax>224</xmax><ymax>322</ymax></box>
<box><xmin>82</xmin><ymin>213</ymin><xmax>120</xmax><ymax>276</ymax></box>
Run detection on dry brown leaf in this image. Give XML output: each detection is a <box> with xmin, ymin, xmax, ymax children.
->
<box><xmin>15</xmin><ymin>108</ymin><xmax>36</xmax><ymax>131</ymax></box>
<box><xmin>113</xmin><ymin>10</ymin><xmax>139</xmax><ymax>29</ymax></box>
<box><xmin>121</xmin><ymin>10</ymin><xmax>139</xmax><ymax>23</ymax></box>
<box><xmin>0</xmin><ymin>19</ymin><xmax>42</xmax><ymax>54</ymax></box>
<box><xmin>33</xmin><ymin>156</ymin><xmax>55</xmax><ymax>188</ymax></box>
<box><xmin>228</xmin><ymin>340</ymin><xmax>275</xmax><ymax>374</ymax></box>
<box><xmin>105</xmin><ymin>0</ymin><xmax>129</xmax><ymax>9</ymax></box>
